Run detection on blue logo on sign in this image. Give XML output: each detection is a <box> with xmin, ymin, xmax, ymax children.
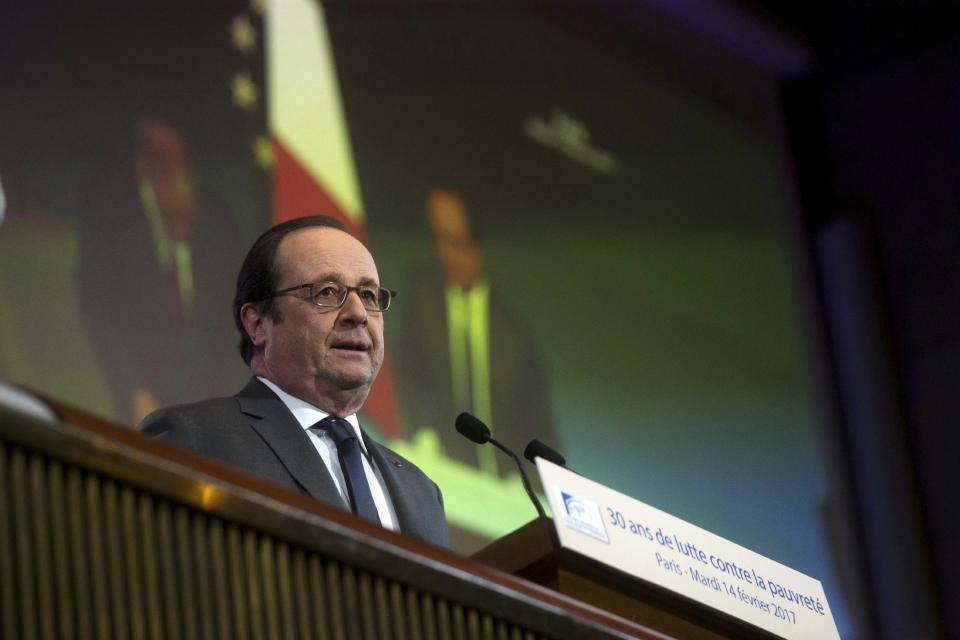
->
<box><xmin>562</xmin><ymin>491</ymin><xmax>589</xmax><ymax>519</ymax></box>
<box><xmin>557</xmin><ymin>489</ymin><xmax>609</xmax><ymax>543</ymax></box>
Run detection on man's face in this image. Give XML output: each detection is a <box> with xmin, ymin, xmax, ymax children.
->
<box><xmin>136</xmin><ymin>123</ymin><xmax>198</xmax><ymax>242</ymax></box>
<box><xmin>427</xmin><ymin>189</ymin><xmax>484</xmax><ymax>288</ymax></box>
<box><xmin>257</xmin><ymin>227</ymin><xmax>385</xmax><ymax>405</ymax></box>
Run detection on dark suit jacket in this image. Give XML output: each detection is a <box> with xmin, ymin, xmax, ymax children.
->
<box><xmin>139</xmin><ymin>378</ymin><xmax>450</xmax><ymax>548</ymax></box>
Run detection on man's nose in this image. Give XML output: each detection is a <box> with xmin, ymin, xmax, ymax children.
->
<box><xmin>337</xmin><ymin>289</ymin><xmax>369</xmax><ymax>325</ymax></box>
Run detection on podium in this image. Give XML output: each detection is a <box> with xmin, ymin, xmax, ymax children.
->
<box><xmin>474</xmin><ymin>518</ymin><xmax>781</xmax><ymax>640</ymax></box>
<box><xmin>0</xmin><ymin>396</ymin><xmax>679</xmax><ymax>640</ymax></box>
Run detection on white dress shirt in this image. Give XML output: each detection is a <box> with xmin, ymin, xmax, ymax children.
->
<box><xmin>257</xmin><ymin>377</ymin><xmax>399</xmax><ymax>531</ymax></box>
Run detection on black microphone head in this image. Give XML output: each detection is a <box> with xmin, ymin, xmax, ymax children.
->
<box><xmin>455</xmin><ymin>412</ymin><xmax>491</xmax><ymax>444</ymax></box>
<box><xmin>524</xmin><ymin>439</ymin><xmax>566</xmax><ymax>467</ymax></box>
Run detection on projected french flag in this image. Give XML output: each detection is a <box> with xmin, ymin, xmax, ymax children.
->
<box><xmin>266</xmin><ymin>0</ymin><xmax>401</xmax><ymax>437</ymax></box>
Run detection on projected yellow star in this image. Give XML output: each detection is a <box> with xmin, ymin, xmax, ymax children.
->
<box><xmin>253</xmin><ymin>135</ymin><xmax>275</xmax><ymax>168</ymax></box>
<box><xmin>229</xmin><ymin>15</ymin><xmax>257</xmax><ymax>54</ymax></box>
<box><xmin>230</xmin><ymin>72</ymin><xmax>259</xmax><ymax>110</ymax></box>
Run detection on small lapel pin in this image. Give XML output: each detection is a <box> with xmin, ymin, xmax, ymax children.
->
<box><xmin>392</xmin><ymin>459</ymin><xmax>403</xmax><ymax>468</ymax></box>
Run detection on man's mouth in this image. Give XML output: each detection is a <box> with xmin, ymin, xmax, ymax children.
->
<box><xmin>331</xmin><ymin>339</ymin><xmax>370</xmax><ymax>352</ymax></box>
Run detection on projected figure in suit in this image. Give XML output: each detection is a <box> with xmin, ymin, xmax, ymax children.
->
<box><xmin>398</xmin><ymin>188</ymin><xmax>556</xmax><ymax>478</ymax></box>
<box><xmin>76</xmin><ymin>119</ymin><xmax>244</xmax><ymax>424</ymax></box>
<box><xmin>140</xmin><ymin>216</ymin><xmax>450</xmax><ymax>547</ymax></box>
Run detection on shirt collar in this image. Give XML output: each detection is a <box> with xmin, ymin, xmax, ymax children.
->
<box><xmin>257</xmin><ymin>377</ymin><xmax>367</xmax><ymax>453</ymax></box>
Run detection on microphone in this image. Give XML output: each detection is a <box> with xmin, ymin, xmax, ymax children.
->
<box><xmin>455</xmin><ymin>412</ymin><xmax>546</xmax><ymax>519</ymax></box>
<box><xmin>455</xmin><ymin>411</ymin><xmax>490</xmax><ymax>444</ymax></box>
<box><xmin>524</xmin><ymin>439</ymin><xmax>566</xmax><ymax>467</ymax></box>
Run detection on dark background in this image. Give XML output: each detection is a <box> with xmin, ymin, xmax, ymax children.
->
<box><xmin>762</xmin><ymin>1</ymin><xmax>960</xmax><ymax>638</ymax></box>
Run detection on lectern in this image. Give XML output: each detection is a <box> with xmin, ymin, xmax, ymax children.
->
<box><xmin>473</xmin><ymin>516</ymin><xmax>783</xmax><ymax>640</ymax></box>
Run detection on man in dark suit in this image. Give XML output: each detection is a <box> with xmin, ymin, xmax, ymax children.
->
<box><xmin>140</xmin><ymin>215</ymin><xmax>450</xmax><ymax>548</ymax></box>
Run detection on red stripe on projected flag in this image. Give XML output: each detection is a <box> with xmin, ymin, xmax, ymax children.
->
<box><xmin>271</xmin><ymin>137</ymin><xmax>364</xmax><ymax>239</ymax></box>
<box><xmin>270</xmin><ymin>136</ymin><xmax>401</xmax><ymax>437</ymax></box>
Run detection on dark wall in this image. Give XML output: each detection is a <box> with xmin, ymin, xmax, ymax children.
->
<box><xmin>786</xmin><ymin>26</ymin><xmax>960</xmax><ymax>640</ymax></box>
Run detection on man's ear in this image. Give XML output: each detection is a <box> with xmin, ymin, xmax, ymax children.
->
<box><xmin>240</xmin><ymin>302</ymin><xmax>268</xmax><ymax>349</ymax></box>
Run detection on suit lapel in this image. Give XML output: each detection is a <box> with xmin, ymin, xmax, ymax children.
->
<box><xmin>236</xmin><ymin>378</ymin><xmax>346</xmax><ymax>509</ymax></box>
<box><xmin>363</xmin><ymin>431</ymin><xmax>425</xmax><ymax>540</ymax></box>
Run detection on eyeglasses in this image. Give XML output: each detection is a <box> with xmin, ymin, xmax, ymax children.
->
<box><xmin>268</xmin><ymin>281</ymin><xmax>396</xmax><ymax>312</ymax></box>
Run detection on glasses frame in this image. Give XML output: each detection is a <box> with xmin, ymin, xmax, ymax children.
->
<box><xmin>267</xmin><ymin>281</ymin><xmax>397</xmax><ymax>312</ymax></box>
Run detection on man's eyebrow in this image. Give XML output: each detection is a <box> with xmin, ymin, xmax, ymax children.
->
<box><xmin>310</xmin><ymin>272</ymin><xmax>344</xmax><ymax>284</ymax></box>
<box><xmin>311</xmin><ymin>273</ymin><xmax>380</xmax><ymax>287</ymax></box>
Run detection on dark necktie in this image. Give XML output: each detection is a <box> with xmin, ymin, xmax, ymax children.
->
<box><xmin>317</xmin><ymin>416</ymin><xmax>381</xmax><ymax>525</ymax></box>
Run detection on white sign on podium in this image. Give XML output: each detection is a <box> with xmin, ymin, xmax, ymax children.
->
<box><xmin>536</xmin><ymin>459</ymin><xmax>840</xmax><ymax>640</ymax></box>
